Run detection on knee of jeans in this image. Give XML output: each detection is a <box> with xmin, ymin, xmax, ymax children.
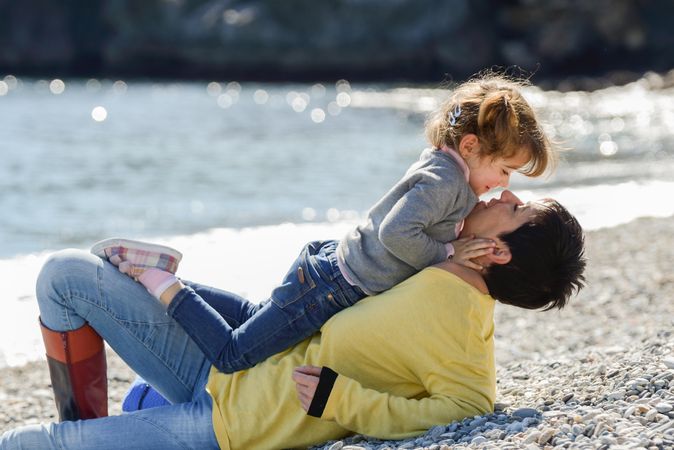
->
<box><xmin>36</xmin><ymin>249</ymin><xmax>100</xmax><ymax>306</ymax></box>
<box><xmin>1</xmin><ymin>424</ymin><xmax>54</xmax><ymax>450</ymax></box>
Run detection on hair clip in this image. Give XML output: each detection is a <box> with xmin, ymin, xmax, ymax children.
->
<box><xmin>447</xmin><ymin>104</ymin><xmax>461</xmax><ymax>126</ymax></box>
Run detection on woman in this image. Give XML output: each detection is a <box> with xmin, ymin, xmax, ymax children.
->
<box><xmin>0</xmin><ymin>191</ymin><xmax>585</xmax><ymax>450</ymax></box>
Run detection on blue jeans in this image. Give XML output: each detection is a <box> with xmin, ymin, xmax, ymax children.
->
<box><xmin>0</xmin><ymin>249</ymin><xmax>219</xmax><ymax>450</ymax></box>
<box><xmin>169</xmin><ymin>240</ymin><xmax>366</xmax><ymax>373</ymax></box>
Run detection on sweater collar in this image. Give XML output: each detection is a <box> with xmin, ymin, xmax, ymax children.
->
<box><xmin>438</xmin><ymin>145</ymin><xmax>470</xmax><ymax>182</ymax></box>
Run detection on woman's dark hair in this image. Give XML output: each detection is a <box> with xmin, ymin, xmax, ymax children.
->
<box><xmin>483</xmin><ymin>200</ymin><xmax>586</xmax><ymax>310</ymax></box>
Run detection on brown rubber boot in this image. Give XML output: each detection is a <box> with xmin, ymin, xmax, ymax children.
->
<box><xmin>40</xmin><ymin>318</ymin><xmax>108</xmax><ymax>421</ymax></box>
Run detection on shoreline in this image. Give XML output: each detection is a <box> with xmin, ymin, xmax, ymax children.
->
<box><xmin>1</xmin><ymin>215</ymin><xmax>673</xmax><ymax>448</ymax></box>
<box><xmin>3</xmin><ymin>67</ymin><xmax>674</xmax><ymax>93</ymax></box>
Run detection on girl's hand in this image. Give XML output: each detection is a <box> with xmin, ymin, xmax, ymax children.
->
<box><xmin>292</xmin><ymin>365</ymin><xmax>322</xmax><ymax>412</ymax></box>
<box><xmin>451</xmin><ymin>235</ymin><xmax>495</xmax><ymax>271</ymax></box>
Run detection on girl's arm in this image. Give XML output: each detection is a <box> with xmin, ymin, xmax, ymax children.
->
<box><xmin>378</xmin><ymin>177</ymin><xmax>460</xmax><ymax>269</ymax></box>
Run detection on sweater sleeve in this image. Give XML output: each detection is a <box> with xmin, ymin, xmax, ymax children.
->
<box><xmin>378</xmin><ymin>175</ymin><xmax>460</xmax><ymax>269</ymax></box>
<box><xmin>308</xmin><ymin>369</ymin><xmax>481</xmax><ymax>439</ymax></box>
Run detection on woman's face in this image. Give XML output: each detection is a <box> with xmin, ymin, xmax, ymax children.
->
<box><xmin>461</xmin><ymin>190</ymin><xmax>546</xmax><ymax>240</ymax></box>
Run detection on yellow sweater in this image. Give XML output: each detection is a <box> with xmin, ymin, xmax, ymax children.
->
<box><xmin>206</xmin><ymin>267</ymin><xmax>496</xmax><ymax>450</ymax></box>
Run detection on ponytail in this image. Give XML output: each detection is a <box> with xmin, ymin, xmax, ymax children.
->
<box><xmin>425</xmin><ymin>73</ymin><xmax>555</xmax><ymax>177</ymax></box>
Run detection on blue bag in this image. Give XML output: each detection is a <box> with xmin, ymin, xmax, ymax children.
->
<box><xmin>122</xmin><ymin>376</ymin><xmax>171</xmax><ymax>412</ymax></box>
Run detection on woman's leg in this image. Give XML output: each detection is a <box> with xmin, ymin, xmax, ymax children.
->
<box><xmin>36</xmin><ymin>249</ymin><xmax>211</xmax><ymax>403</ymax></box>
<box><xmin>121</xmin><ymin>280</ymin><xmax>264</xmax><ymax>411</ymax></box>
<box><xmin>0</xmin><ymin>385</ymin><xmax>218</xmax><ymax>450</ymax></box>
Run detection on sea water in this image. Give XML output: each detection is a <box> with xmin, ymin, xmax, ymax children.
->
<box><xmin>0</xmin><ymin>75</ymin><xmax>673</xmax><ymax>366</ymax></box>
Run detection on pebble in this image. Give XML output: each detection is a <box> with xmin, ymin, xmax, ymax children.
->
<box><xmin>645</xmin><ymin>409</ymin><xmax>659</xmax><ymax>422</ymax></box>
<box><xmin>512</xmin><ymin>408</ymin><xmax>537</xmax><ymax>418</ymax></box>
<box><xmin>538</xmin><ymin>428</ymin><xmax>555</xmax><ymax>444</ymax></box>
<box><xmin>655</xmin><ymin>402</ymin><xmax>673</xmax><ymax>413</ymax></box>
<box><xmin>506</xmin><ymin>421</ymin><xmax>523</xmax><ymax>433</ymax></box>
<box><xmin>522</xmin><ymin>431</ymin><xmax>540</xmax><ymax>444</ymax></box>
<box><xmin>470</xmin><ymin>436</ymin><xmax>487</xmax><ymax>445</ymax></box>
<box><xmin>469</xmin><ymin>417</ymin><xmax>487</xmax><ymax>428</ymax></box>
<box><xmin>608</xmin><ymin>390</ymin><xmax>626</xmax><ymax>400</ymax></box>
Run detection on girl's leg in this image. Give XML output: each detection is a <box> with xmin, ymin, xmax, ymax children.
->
<box><xmin>122</xmin><ymin>281</ymin><xmax>264</xmax><ymax>411</ymax></box>
<box><xmin>0</xmin><ymin>386</ymin><xmax>218</xmax><ymax>450</ymax></box>
<box><xmin>170</xmin><ymin>240</ymin><xmax>365</xmax><ymax>373</ymax></box>
<box><xmin>36</xmin><ymin>249</ymin><xmax>211</xmax><ymax>403</ymax></box>
<box><xmin>181</xmin><ymin>280</ymin><xmax>263</xmax><ymax>329</ymax></box>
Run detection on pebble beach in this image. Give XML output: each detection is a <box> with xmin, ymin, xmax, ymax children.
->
<box><xmin>1</xmin><ymin>215</ymin><xmax>673</xmax><ymax>449</ymax></box>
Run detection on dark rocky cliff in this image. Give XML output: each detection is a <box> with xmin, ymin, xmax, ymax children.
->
<box><xmin>1</xmin><ymin>0</ymin><xmax>672</xmax><ymax>84</ymax></box>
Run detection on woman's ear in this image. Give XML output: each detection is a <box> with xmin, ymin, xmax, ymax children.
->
<box><xmin>458</xmin><ymin>134</ymin><xmax>480</xmax><ymax>159</ymax></box>
<box><xmin>486</xmin><ymin>243</ymin><xmax>512</xmax><ymax>265</ymax></box>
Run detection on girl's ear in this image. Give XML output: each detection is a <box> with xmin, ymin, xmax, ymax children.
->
<box><xmin>458</xmin><ymin>134</ymin><xmax>480</xmax><ymax>159</ymax></box>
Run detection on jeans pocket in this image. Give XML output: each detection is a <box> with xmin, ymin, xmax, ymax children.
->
<box><xmin>270</xmin><ymin>249</ymin><xmax>316</xmax><ymax>310</ymax></box>
<box><xmin>318</xmin><ymin>287</ymin><xmax>351</xmax><ymax>310</ymax></box>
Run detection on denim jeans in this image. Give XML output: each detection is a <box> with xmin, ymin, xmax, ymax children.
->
<box><xmin>169</xmin><ymin>240</ymin><xmax>367</xmax><ymax>373</ymax></box>
<box><xmin>0</xmin><ymin>249</ymin><xmax>219</xmax><ymax>450</ymax></box>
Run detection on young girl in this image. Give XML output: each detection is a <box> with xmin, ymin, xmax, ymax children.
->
<box><xmin>94</xmin><ymin>74</ymin><xmax>553</xmax><ymax>375</ymax></box>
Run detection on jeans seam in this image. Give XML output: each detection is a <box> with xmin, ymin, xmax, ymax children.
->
<box><xmin>215</xmin><ymin>303</ymin><xmax>307</xmax><ymax>372</ymax></box>
<box><xmin>51</xmin><ymin>422</ymin><xmax>66</xmax><ymax>450</ymax></box>
<box><xmin>214</xmin><ymin>313</ymin><xmax>241</xmax><ymax>329</ymax></box>
<box><xmin>126</xmin><ymin>414</ymin><xmax>195</xmax><ymax>450</ymax></box>
<box><xmin>244</xmin><ymin>304</ymin><xmax>305</xmax><ymax>352</ymax></box>
<box><xmin>58</xmin><ymin>265</ymin><xmax>192</xmax><ymax>395</ymax></box>
<box><xmin>66</xmin><ymin>289</ymin><xmax>195</xmax><ymax>395</ymax></box>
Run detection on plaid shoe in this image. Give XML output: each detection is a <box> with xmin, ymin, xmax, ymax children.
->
<box><xmin>91</xmin><ymin>238</ymin><xmax>182</xmax><ymax>275</ymax></box>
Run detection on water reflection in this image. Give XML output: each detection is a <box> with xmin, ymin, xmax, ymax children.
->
<box><xmin>86</xmin><ymin>78</ymin><xmax>102</xmax><ymax>92</ymax></box>
<box><xmin>3</xmin><ymin>75</ymin><xmax>18</xmax><ymax>90</ymax></box>
<box><xmin>112</xmin><ymin>80</ymin><xmax>128</xmax><ymax>94</ymax></box>
<box><xmin>253</xmin><ymin>89</ymin><xmax>269</xmax><ymax>104</ymax></box>
<box><xmin>91</xmin><ymin>106</ymin><xmax>107</xmax><ymax>122</ymax></box>
<box><xmin>311</xmin><ymin>83</ymin><xmax>326</xmax><ymax>98</ymax></box>
<box><xmin>206</xmin><ymin>81</ymin><xmax>222</xmax><ymax>96</ymax></box>
<box><xmin>217</xmin><ymin>93</ymin><xmax>234</xmax><ymax>108</ymax></box>
<box><xmin>335</xmin><ymin>92</ymin><xmax>351</xmax><ymax>107</ymax></box>
<box><xmin>310</xmin><ymin>108</ymin><xmax>325</xmax><ymax>123</ymax></box>
<box><xmin>599</xmin><ymin>140</ymin><xmax>618</xmax><ymax>156</ymax></box>
<box><xmin>50</xmin><ymin>79</ymin><xmax>66</xmax><ymax>95</ymax></box>
<box><xmin>1</xmin><ymin>71</ymin><xmax>673</xmax><ymax>259</ymax></box>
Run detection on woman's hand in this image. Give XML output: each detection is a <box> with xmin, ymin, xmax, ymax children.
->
<box><xmin>450</xmin><ymin>235</ymin><xmax>495</xmax><ymax>271</ymax></box>
<box><xmin>292</xmin><ymin>365</ymin><xmax>322</xmax><ymax>412</ymax></box>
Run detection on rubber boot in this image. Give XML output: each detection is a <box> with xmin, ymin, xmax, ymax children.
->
<box><xmin>40</xmin><ymin>318</ymin><xmax>108</xmax><ymax>421</ymax></box>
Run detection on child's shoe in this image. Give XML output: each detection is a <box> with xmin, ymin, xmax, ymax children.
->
<box><xmin>91</xmin><ymin>238</ymin><xmax>182</xmax><ymax>275</ymax></box>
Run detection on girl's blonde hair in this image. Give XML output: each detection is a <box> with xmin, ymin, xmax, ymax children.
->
<box><xmin>425</xmin><ymin>73</ymin><xmax>554</xmax><ymax>177</ymax></box>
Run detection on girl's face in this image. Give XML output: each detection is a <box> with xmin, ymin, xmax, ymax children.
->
<box><xmin>463</xmin><ymin>146</ymin><xmax>531</xmax><ymax>196</ymax></box>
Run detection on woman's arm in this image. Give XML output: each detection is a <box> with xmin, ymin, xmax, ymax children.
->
<box><xmin>292</xmin><ymin>365</ymin><xmax>488</xmax><ymax>439</ymax></box>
